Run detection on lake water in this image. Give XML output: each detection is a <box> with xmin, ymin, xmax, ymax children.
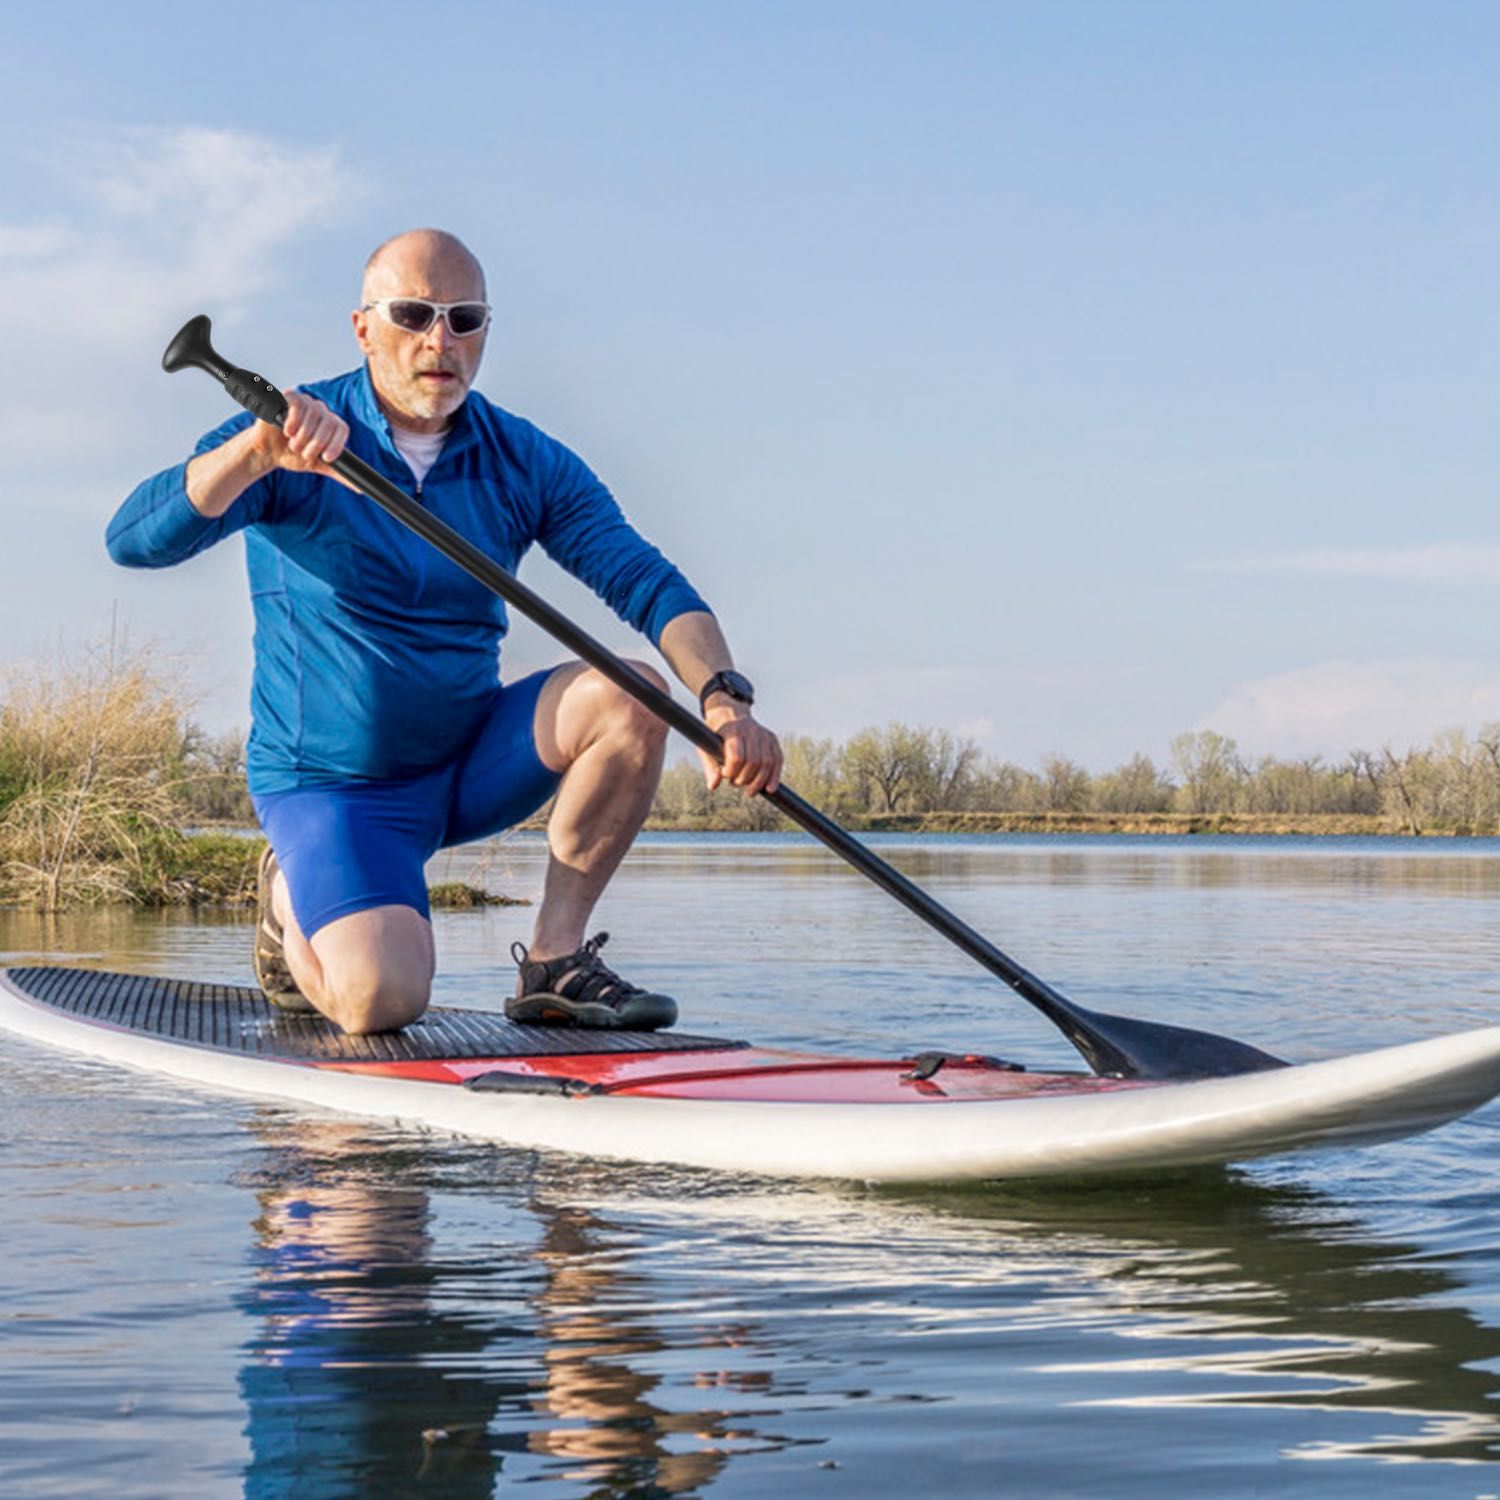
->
<box><xmin>2</xmin><ymin>832</ymin><xmax>1499</xmax><ymax>1498</ymax></box>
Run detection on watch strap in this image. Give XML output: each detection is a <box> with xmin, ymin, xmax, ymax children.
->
<box><xmin>698</xmin><ymin>669</ymin><xmax>755</xmax><ymax>714</ymax></box>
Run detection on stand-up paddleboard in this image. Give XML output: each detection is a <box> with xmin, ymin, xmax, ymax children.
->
<box><xmin>3</xmin><ymin>965</ymin><xmax>1499</xmax><ymax>1182</ymax></box>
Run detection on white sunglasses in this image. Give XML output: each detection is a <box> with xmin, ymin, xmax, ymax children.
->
<box><xmin>361</xmin><ymin>297</ymin><xmax>491</xmax><ymax>338</ymax></box>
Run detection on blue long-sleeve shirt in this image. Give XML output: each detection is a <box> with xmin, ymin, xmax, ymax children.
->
<box><xmin>107</xmin><ymin>366</ymin><xmax>710</xmax><ymax>793</ymax></box>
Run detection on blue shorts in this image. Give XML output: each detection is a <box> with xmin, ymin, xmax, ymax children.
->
<box><xmin>251</xmin><ymin>670</ymin><xmax>561</xmax><ymax>939</ymax></box>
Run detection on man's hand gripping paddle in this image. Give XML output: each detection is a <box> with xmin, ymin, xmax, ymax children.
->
<box><xmin>162</xmin><ymin>314</ymin><xmax>1287</xmax><ymax>1081</ymax></box>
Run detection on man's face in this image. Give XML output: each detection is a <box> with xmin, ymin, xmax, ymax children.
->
<box><xmin>352</xmin><ymin>243</ymin><xmax>489</xmax><ymax>432</ymax></box>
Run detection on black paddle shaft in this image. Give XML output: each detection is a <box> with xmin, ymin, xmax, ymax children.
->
<box><xmin>161</xmin><ymin>315</ymin><xmax>1286</xmax><ymax>1080</ymax></box>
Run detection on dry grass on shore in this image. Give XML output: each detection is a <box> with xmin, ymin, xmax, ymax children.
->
<box><xmin>0</xmin><ymin>643</ymin><xmax>533</xmax><ymax>911</ymax></box>
<box><xmin>0</xmin><ymin>646</ymin><xmax>258</xmax><ymax>910</ymax></box>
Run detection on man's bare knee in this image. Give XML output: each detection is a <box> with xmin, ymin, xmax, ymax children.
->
<box><xmin>308</xmin><ymin>905</ymin><xmax>434</xmax><ymax>1034</ymax></box>
<box><xmin>538</xmin><ymin>660</ymin><xmax>673</xmax><ymax>774</ymax></box>
<box><xmin>621</xmin><ymin>659</ymin><xmax>669</xmax><ymax>695</ymax></box>
<box><xmin>326</xmin><ymin>971</ymin><xmax>430</xmax><ymax>1035</ymax></box>
<box><xmin>605</xmin><ymin>662</ymin><xmax>670</xmax><ymax>748</ymax></box>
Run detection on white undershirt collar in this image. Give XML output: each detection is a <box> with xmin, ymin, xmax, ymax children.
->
<box><xmin>390</xmin><ymin>425</ymin><xmax>447</xmax><ymax>485</ymax></box>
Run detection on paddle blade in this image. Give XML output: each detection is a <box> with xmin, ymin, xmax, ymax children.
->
<box><xmin>1061</xmin><ymin>1003</ymin><xmax>1288</xmax><ymax>1080</ymax></box>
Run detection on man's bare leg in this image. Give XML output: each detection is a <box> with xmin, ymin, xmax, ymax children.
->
<box><xmin>266</xmin><ymin>659</ymin><xmax>665</xmax><ymax>1032</ymax></box>
<box><xmin>527</xmin><ymin>660</ymin><xmax>671</xmax><ymax>963</ymax></box>
<box><xmin>274</xmin><ymin>881</ymin><xmax>435</xmax><ymax>1035</ymax></box>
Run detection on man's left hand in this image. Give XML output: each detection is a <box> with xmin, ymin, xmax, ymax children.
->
<box><xmin>699</xmin><ymin>708</ymin><xmax>783</xmax><ymax>797</ymax></box>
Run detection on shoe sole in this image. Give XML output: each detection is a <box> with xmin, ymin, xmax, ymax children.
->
<box><xmin>505</xmin><ymin>992</ymin><xmax>679</xmax><ymax>1031</ymax></box>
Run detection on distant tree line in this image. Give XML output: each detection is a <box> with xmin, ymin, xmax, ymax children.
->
<box><xmin>650</xmin><ymin>724</ymin><xmax>1500</xmax><ymax>835</ymax></box>
<box><xmin>5</xmin><ymin>638</ymin><xmax>1500</xmax><ymax>912</ymax></box>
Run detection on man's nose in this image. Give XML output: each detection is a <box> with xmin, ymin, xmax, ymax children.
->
<box><xmin>423</xmin><ymin>316</ymin><xmax>456</xmax><ymax>351</ymax></box>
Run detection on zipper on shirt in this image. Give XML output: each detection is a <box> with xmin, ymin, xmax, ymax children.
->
<box><xmin>410</xmin><ymin>476</ymin><xmax>427</xmax><ymax>596</ymax></box>
<box><xmin>367</xmin><ymin>409</ymin><xmax>431</xmax><ymax>593</ymax></box>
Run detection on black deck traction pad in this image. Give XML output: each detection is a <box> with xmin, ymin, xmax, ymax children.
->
<box><xmin>2</xmin><ymin>966</ymin><xmax>745</xmax><ymax>1063</ymax></box>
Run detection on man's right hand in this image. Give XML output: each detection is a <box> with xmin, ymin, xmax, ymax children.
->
<box><xmin>185</xmin><ymin>391</ymin><xmax>351</xmax><ymax>519</ymax></box>
<box><xmin>249</xmin><ymin>391</ymin><xmax>351</xmax><ymax>477</ymax></box>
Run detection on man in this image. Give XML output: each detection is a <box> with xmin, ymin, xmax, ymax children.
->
<box><xmin>109</xmin><ymin>229</ymin><xmax>781</xmax><ymax>1035</ymax></box>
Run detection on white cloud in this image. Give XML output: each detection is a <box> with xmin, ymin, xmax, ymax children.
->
<box><xmin>3</xmin><ymin>125</ymin><xmax>354</xmax><ymax>343</ymax></box>
<box><xmin>1198</xmin><ymin>657</ymin><xmax>1500</xmax><ymax>758</ymax></box>
<box><xmin>1207</xmin><ymin>543</ymin><xmax>1500</xmax><ymax>584</ymax></box>
<box><xmin>0</xmin><ymin>222</ymin><xmax>80</xmax><ymax>258</ymax></box>
<box><xmin>0</xmin><ymin>125</ymin><xmax>360</xmax><ymax>464</ymax></box>
<box><xmin>0</xmin><ymin>124</ymin><xmax>362</xmax><ymax>714</ymax></box>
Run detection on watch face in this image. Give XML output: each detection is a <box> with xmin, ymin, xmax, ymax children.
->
<box><xmin>704</xmin><ymin>670</ymin><xmax>754</xmax><ymax>706</ymax></box>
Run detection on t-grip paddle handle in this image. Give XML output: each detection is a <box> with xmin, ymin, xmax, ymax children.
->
<box><xmin>161</xmin><ymin>315</ymin><xmax>289</xmax><ymax>427</ymax></box>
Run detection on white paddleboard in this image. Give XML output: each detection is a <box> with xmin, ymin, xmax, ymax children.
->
<box><xmin>2</xmin><ymin>966</ymin><xmax>1497</xmax><ymax>1183</ymax></box>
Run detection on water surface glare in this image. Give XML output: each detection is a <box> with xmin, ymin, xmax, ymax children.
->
<box><xmin>1</xmin><ymin>832</ymin><xmax>1498</xmax><ymax>1497</ymax></box>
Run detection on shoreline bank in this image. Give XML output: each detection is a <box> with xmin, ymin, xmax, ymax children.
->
<box><xmin>7</xmin><ymin>813</ymin><xmax>1495</xmax><ymax>912</ymax></box>
<box><xmin>632</xmin><ymin>811</ymin><xmax>1498</xmax><ymax>838</ymax></box>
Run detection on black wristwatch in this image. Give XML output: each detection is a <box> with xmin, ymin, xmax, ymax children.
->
<box><xmin>698</xmin><ymin>669</ymin><xmax>755</xmax><ymax>715</ymax></box>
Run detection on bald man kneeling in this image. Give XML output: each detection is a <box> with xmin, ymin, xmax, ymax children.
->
<box><xmin>109</xmin><ymin>228</ymin><xmax>782</xmax><ymax>1034</ymax></box>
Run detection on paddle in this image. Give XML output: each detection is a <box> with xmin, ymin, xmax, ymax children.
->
<box><xmin>161</xmin><ymin>314</ymin><xmax>1287</xmax><ymax>1080</ymax></box>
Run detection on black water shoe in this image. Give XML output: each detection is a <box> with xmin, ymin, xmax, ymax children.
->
<box><xmin>506</xmin><ymin>933</ymin><xmax>678</xmax><ymax>1031</ymax></box>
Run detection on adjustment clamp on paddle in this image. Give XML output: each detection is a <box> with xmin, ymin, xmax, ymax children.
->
<box><xmin>224</xmin><ymin>368</ymin><xmax>288</xmax><ymax>427</ymax></box>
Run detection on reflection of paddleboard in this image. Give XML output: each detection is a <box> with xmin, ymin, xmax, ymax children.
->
<box><xmin>4</xmin><ymin>965</ymin><xmax>1499</xmax><ymax>1183</ymax></box>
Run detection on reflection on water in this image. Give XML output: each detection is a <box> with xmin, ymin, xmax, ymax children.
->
<box><xmin>0</xmin><ymin>903</ymin><xmax>262</xmax><ymax>987</ymax></box>
<box><xmin>240</xmin><ymin>1123</ymin><xmax>528</xmax><ymax>1496</ymax></box>
<box><xmin>891</xmin><ymin>1178</ymin><xmax>1500</xmax><ymax>1469</ymax></box>
<box><xmin>607</xmin><ymin>832</ymin><xmax>1500</xmax><ymax>898</ymax></box>
<box><xmin>226</xmin><ymin>1115</ymin><xmax>1500</xmax><ymax>1495</ymax></box>
<box><xmin>2</xmin><ymin>834</ymin><xmax>1499</xmax><ymax>1495</ymax></box>
<box><xmin>237</xmin><ymin>1120</ymin><xmax>745</xmax><ymax>1497</ymax></box>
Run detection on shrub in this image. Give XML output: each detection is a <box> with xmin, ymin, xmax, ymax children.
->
<box><xmin>0</xmin><ymin>644</ymin><xmax>197</xmax><ymax>908</ymax></box>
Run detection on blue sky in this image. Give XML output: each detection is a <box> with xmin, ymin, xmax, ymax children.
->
<box><xmin>2</xmin><ymin>2</ymin><xmax>1499</xmax><ymax>771</ymax></box>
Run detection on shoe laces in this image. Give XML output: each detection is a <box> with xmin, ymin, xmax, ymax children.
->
<box><xmin>512</xmin><ymin>933</ymin><xmax>643</xmax><ymax>1002</ymax></box>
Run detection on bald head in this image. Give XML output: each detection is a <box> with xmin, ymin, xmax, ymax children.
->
<box><xmin>361</xmin><ymin>229</ymin><xmax>486</xmax><ymax>304</ymax></box>
<box><xmin>353</xmin><ymin>229</ymin><xmax>490</xmax><ymax>433</ymax></box>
